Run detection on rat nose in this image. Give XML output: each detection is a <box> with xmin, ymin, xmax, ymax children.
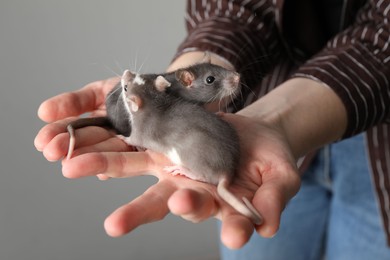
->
<box><xmin>231</xmin><ymin>73</ymin><xmax>240</xmax><ymax>85</ymax></box>
<box><xmin>121</xmin><ymin>70</ymin><xmax>134</xmax><ymax>88</ymax></box>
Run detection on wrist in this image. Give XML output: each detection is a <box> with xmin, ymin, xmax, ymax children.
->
<box><xmin>238</xmin><ymin>77</ymin><xmax>347</xmax><ymax>159</ymax></box>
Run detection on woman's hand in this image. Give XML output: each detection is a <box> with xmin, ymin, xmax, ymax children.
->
<box><xmin>35</xmin><ymin>55</ymin><xmax>345</xmax><ymax>249</ymax></box>
<box><xmin>62</xmin><ymin>113</ymin><xmax>301</xmax><ymax>249</ymax></box>
<box><xmin>34</xmin><ymin>77</ymin><xmax>301</xmax><ymax>249</ymax></box>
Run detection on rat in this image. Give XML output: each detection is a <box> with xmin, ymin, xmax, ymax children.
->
<box><xmin>66</xmin><ymin>63</ymin><xmax>241</xmax><ymax>159</ymax></box>
<box><xmin>165</xmin><ymin>63</ymin><xmax>240</xmax><ymax>105</ymax></box>
<box><xmin>117</xmin><ymin>69</ymin><xmax>262</xmax><ymax>224</ymax></box>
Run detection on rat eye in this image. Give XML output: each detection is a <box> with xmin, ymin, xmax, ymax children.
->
<box><xmin>124</xmin><ymin>85</ymin><xmax>128</xmax><ymax>92</ymax></box>
<box><xmin>206</xmin><ymin>76</ymin><xmax>215</xmax><ymax>84</ymax></box>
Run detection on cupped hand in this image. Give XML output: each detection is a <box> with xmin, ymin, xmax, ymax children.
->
<box><xmin>34</xmin><ymin>79</ymin><xmax>301</xmax><ymax>249</ymax></box>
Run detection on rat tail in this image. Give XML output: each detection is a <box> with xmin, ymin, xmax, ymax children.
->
<box><xmin>217</xmin><ymin>177</ymin><xmax>263</xmax><ymax>225</ymax></box>
<box><xmin>67</xmin><ymin>124</ymin><xmax>76</xmax><ymax>160</ymax></box>
<box><xmin>66</xmin><ymin>117</ymin><xmax>111</xmax><ymax>160</ymax></box>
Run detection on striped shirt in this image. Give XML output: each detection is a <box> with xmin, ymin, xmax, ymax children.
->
<box><xmin>174</xmin><ymin>0</ymin><xmax>390</xmax><ymax>244</ymax></box>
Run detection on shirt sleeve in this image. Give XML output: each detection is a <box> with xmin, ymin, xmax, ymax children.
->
<box><xmin>292</xmin><ymin>0</ymin><xmax>390</xmax><ymax>138</ymax></box>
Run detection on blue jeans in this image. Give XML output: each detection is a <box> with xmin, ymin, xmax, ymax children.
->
<box><xmin>220</xmin><ymin>133</ymin><xmax>390</xmax><ymax>260</ymax></box>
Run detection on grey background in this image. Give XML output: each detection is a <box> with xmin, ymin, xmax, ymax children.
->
<box><xmin>0</xmin><ymin>1</ymin><xmax>220</xmax><ymax>259</ymax></box>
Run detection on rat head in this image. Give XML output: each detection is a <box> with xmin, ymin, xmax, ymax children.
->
<box><xmin>175</xmin><ymin>63</ymin><xmax>241</xmax><ymax>103</ymax></box>
<box><xmin>120</xmin><ymin>70</ymin><xmax>172</xmax><ymax>113</ymax></box>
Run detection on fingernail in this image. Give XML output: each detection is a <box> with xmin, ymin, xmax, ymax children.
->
<box><xmin>260</xmin><ymin>226</ymin><xmax>278</xmax><ymax>238</ymax></box>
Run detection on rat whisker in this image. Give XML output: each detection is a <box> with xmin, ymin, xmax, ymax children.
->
<box><xmin>103</xmin><ymin>64</ymin><xmax>121</xmax><ymax>78</ymax></box>
<box><xmin>218</xmin><ymin>99</ymin><xmax>223</xmax><ymax>112</ymax></box>
<box><xmin>228</xmin><ymin>92</ymin><xmax>238</xmax><ymax>112</ymax></box>
<box><xmin>239</xmin><ymin>88</ymin><xmax>244</xmax><ymax>102</ymax></box>
<box><xmin>233</xmin><ymin>42</ymin><xmax>252</xmax><ymax>66</ymax></box>
<box><xmin>134</xmin><ymin>49</ymin><xmax>139</xmax><ymax>73</ymax></box>
<box><xmin>137</xmin><ymin>52</ymin><xmax>150</xmax><ymax>74</ymax></box>
<box><xmin>114</xmin><ymin>60</ymin><xmax>124</xmax><ymax>73</ymax></box>
<box><xmin>204</xmin><ymin>93</ymin><xmax>217</xmax><ymax>104</ymax></box>
<box><xmin>212</xmin><ymin>95</ymin><xmax>219</xmax><ymax>103</ymax></box>
<box><xmin>240</xmin><ymin>81</ymin><xmax>257</xmax><ymax>99</ymax></box>
<box><xmin>106</xmin><ymin>86</ymin><xmax>122</xmax><ymax>102</ymax></box>
<box><xmin>242</xmin><ymin>54</ymin><xmax>270</xmax><ymax>69</ymax></box>
<box><xmin>225</xmin><ymin>98</ymin><xmax>230</xmax><ymax>112</ymax></box>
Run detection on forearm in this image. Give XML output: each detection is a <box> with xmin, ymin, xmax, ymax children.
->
<box><xmin>292</xmin><ymin>0</ymin><xmax>390</xmax><ymax>137</ymax></box>
<box><xmin>238</xmin><ymin>77</ymin><xmax>347</xmax><ymax>160</ymax></box>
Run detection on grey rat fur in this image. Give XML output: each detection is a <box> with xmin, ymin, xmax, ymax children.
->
<box><xmin>119</xmin><ymin>70</ymin><xmax>262</xmax><ymax>224</ymax></box>
<box><xmin>66</xmin><ymin>63</ymin><xmax>240</xmax><ymax>159</ymax></box>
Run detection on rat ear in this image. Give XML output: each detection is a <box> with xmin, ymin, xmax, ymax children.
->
<box><xmin>129</xmin><ymin>95</ymin><xmax>142</xmax><ymax>112</ymax></box>
<box><xmin>175</xmin><ymin>70</ymin><xmax>194</xmax><ymax>88</ymax></box>
<box><xmin>155</xmin><ymin>75</ymin><xmax>171</xmax><ymax>92</ymax></box>
<box><xmin>202</xmin><ymin>51</ymin><xmax>211</xmax><ymax>63</ymax></box>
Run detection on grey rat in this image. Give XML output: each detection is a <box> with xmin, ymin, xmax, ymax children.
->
<box><xmin>166</xmin><ymin>63</ymin><xmax>240</xmax><ymax>104</ymax></box>
<box><xmin>67</xmin><ymin>63</ymin><xmax>241</xmax><ymax>159</ymax></box>
<box><xmin>118</xmin><ymin>70</ymin><xmax>262</xmax><ymax>224</ymax></box>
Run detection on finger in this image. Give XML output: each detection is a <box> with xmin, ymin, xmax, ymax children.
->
<box><xmin>168</xmin><ymin>185</ymin><xmax>255</xmax><ymax>249</ymax></box>
<box><xmin>253</xmin><ymin>170</ymin><xmax>300</xmax><ymax>238</ymax></box>
<box><xmin>34</xmin><ymin>117</ymin><xmax>78</xmax><ymax>152</ymax></box>
<box><xmin>66</xmin><ymin>125</ymin><xmax>116</xmax><ymax>155</ymax></box>
<box><xmin>70</xmin><ymin>136</ymin><xmax>133</xmax><ymax>157</ymax></box>
<box><xmin>167</xmin><ymin>188</ymin><xmax>217</xmax><ymax>223</ymax></box>
<box><xmin>104</xmin><ymin>180</ymin><xmax>176</xmax><ymax>237</ymax></box>
<box><xmin>220</xmin><ymin>212</ymin><xmax>254</xmax><ymax>249</ymax></box>
<box><xmin>252</xmin><ymin>184</ymin><xmax>284</xmax><ymax>238</ymax></box>
<box><xmin>42</xmin><ymin>126</ymin><xmax>115</xmax><ymax>161</ymax></box>
<box><xmin>61</xmin><ymin>151</ymin><xmax>158</xmax><ymax>179</ymax></box>
<box><xmin>42</xmin><ymin>133</ymin><xmax>71</xmax><ymax>161</ymax></box>
<box><xmin>97</xmin><ymin>174</ymin><xmax>111</xmax><ymax>181</ymax></box>
<box><xmin>71</xmin><ymin>137</ymin><xmax>134</xmax><ymax>182</ymax></box>
<box><xmin>38</xmin><ymin>78</ymin><xmax>119</xmax><ymax>122</ymax></box>
<box><xmin>73</xmin><ymin>137</ymin><xmax>136</xmax><ymax>181</ymax></box>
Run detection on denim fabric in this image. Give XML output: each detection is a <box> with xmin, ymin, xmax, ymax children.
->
<box><xmin>220</xmin><ymin>133</ymin><xmax>390</xmax><ymax>260</ymax></box>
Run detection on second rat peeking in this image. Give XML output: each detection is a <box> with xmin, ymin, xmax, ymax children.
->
<box><xmin>66</xmin><ymin>63</ymin><xmax>262</xmax><ymax>224</ymax></box>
